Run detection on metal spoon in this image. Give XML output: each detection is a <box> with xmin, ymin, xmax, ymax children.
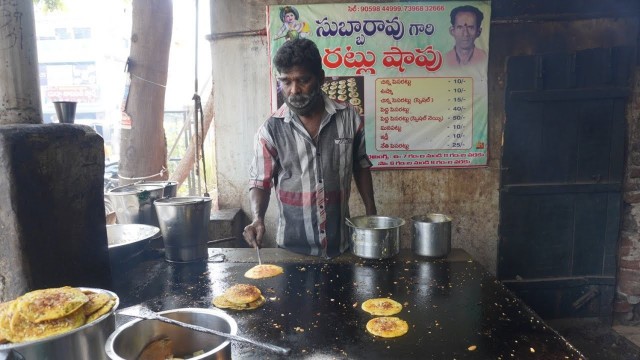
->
<box><xmin>256</xmin><ymin>245</ymin><xmax>262</xmax><ymax>265</ymax></box>
<box><xmin>118</xmin><ymin>305</ymin><xmax>290</xmax><ymax>356</ymax></box>
<box><xmin>345</xmin><ymin>217</ymin><xmax>356</xmax><ymax>228</ymax></box>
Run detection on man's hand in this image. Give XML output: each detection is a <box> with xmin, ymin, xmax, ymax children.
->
<box><xmin>243</xmin><ymin>218</ymin><xmax>265</xmax><ymax>248</ymax></box>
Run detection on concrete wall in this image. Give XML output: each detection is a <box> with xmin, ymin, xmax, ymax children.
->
<box><xmin>618</xmin><ymin>67</ymin><xmax>640</xmax><ymax>317</ymax></box>
<box><xmin>209</xmin><ymin>0</ymin><xmax>639</xmax><ymax>274</ymax></box>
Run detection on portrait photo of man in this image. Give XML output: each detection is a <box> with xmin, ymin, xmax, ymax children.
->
<box><xmin>445</xmin><ymin>5</ymin><xmax>487</xmax><ymax>68</ymax></box>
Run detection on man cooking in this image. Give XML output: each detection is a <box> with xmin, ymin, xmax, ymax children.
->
<box><xmin>243</xmin><ymin>38</ymin><xmax>377</xmax><ymax>258</ymax></box>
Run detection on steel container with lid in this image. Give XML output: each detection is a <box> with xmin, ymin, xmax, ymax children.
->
<box><xmin>154</xmin><ymin>197</ymin><xmax>212</xmax><ymax>262</ymax></box>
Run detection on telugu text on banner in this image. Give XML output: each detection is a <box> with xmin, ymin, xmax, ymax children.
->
<box><xmin>268</xmin><ymin>2</ymin><xmax>490</xmax><ymax>169</ymax></box>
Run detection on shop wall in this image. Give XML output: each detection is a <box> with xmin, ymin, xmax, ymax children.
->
<box><xmin>209</xmin><ymin>0</ymin><xmax>639</xmax><ymax>273</ymax></box>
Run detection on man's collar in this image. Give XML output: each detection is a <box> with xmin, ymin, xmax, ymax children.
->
<box><xmin>273</xmin><ymin>93</ymin><xmax>346</xmax><ymax>122</ymax></box>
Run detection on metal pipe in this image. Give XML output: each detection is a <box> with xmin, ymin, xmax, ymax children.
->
<box><xmin>206</xmin><ymin>29</ymin><xmax>267</xmax><ymax>41</ymax></box>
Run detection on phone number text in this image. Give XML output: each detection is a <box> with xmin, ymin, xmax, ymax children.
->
<box><xmin>350</xmin><ymin>5</ymin><xmax>446</xmax><ymax>13</ymax></box>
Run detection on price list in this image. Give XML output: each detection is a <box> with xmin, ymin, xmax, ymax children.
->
<box><xmin>375</xmin><ymin>77</ymin><xmax>473</xmax><ymax>151</ymax></box>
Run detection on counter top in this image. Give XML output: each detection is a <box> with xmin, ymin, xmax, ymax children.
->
<box><xmin>111</xmin><ymin>248</ymin><xmax>585</xmax><ymax>359</ymax></box>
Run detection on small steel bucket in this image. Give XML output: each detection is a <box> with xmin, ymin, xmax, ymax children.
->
<box><xmin>154</xmin><ymin>197</ymin><xmax>212</xmax><ymax>263</ymax></box>
<box><xmin>411</xmin><ymin>214</ymin><xmax>452</xmax><ymax>258</ymax></box>
<box><xmin>106</xmin><ymin>184</ymin><xmax>166</xmax><ymax>226</ymax></box>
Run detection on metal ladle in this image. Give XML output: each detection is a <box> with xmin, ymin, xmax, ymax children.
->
<box><xmin>118</xmin><ymin>305</ymin><xmax>291</xmax><ymax>355</ymax></box>
<box><xmin>345</xmin><ymin>217</ymin><xmax>357</xmax><ymax>228</ymax></box>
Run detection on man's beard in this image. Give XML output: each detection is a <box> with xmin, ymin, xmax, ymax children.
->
<box><xmin>285</xmin><ymin>86</ymin><xmax>322</xmax><ymax>116</ymax></box>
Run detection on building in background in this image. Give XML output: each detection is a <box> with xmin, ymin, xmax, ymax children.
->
<box><xmin>35</xmin><ymin>2</ymin><xmax>131</xmax><ymax>163</ymax></box>
<box><xmin>34</xmin><ymin>1</ymin><xmax>213</xmax><ymax>193</ymax></box>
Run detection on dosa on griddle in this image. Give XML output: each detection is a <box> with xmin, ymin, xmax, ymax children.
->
<box><xmin>223</xmin><ymin>284</ymin><xmax>261</xmax><ymax>304</ymax></box>
<box><xmin>365</xmin><ymin>316</ymin><xmax>409</xmax><ymax>338</ymax></box>
<box><xmin>212</xmin><ymin>295</ymin><xmax>265</xmax><ymax>310</ymax></box>
<box><xmin>244</xmin><ymin>264</ymin><xmax>284</xmax><ymax>279</ymax></box>
<box><xmin>361</xmin><ymin>298</ymin><xmax>403</xmax><ymax>316</ymax></box>
<box><xmin>212</xmin><ymin>284</ymin><xmax>264</xmax><ymax>311</ymax></box>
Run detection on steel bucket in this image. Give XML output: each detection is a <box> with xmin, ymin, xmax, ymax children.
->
<box><xmin>137</xmin><ymin>180</ymin><xmax>178</xmax><ymax>198</ymax></box>
<box><xmin>106</xmin><ymin>184</ymin><xmax>165</xmax><ymax>226</ymax></box>
<box><xmin>0</xmin><ymin>288</ymin><xmax>119</xmax><ymax>360</ymax></box>
<box><xmin>154</xmin><ymin>197</ymin><xmax>212</xmax><ymax>263</ymax></box>
<box><xmin>411</xmin><ymin>214</ymin><xmax>452</xmax><ymax>258</ymax></box>
<box><xmin>346</xmin><ymin>216</ymin><xmax>405</xmax><ymax>259</ymax></box>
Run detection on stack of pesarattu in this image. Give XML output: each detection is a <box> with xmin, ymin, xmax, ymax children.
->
<box><xmin>212</xmin><ymin>284</ymin><xmax>265</xmax><ymax>311</ymax></box>
<box><xmin>0</xmin><ymin>286</ymin><xmax>117</xmax><ymax>344</ymax></box>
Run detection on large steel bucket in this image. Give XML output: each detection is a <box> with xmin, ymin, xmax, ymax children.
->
<box><xmin>106</xmin><ymin>184</ymin><xmax>165</xmax><ymax>226</ymax></box>
<box><xmin>154</xmin><ymin>197</ymin><xmax>212</xmax><ymax>263</ymax></box>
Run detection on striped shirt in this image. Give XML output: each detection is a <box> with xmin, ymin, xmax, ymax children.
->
<box><xmin>249</xmin><ymin>94</ymin><xmax>371</xmax><ymax>258</ymax></box>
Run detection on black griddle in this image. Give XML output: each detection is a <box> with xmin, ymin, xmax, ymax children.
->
<box><xmin>111</xmin><ymin>249</ymin><xmax>585</xmax><ymax>359</ymax></box>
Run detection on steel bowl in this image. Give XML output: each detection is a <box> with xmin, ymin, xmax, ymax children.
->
<box><xmin>105</xmin><ymin>308</ymin><xmax>237</xmax><ymax>360</ymax></box>
<box><xmin>106</xmin><ymin>224</ymin><xmax>160</xmax><ymax>261</ymax></box>
<box><xmin>0</xmin><ymin>288</ymin><xmax>119</xmax><ymax>360</ymax></box>
<box><xmin>346</xmin><ymin>215</ymin><xmax>406</xmax><ymax>259</ymax></box>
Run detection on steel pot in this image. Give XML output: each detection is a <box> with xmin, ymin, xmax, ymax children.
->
<box><xmin>411</xmin><ymin>214</ymin><xmax>452</xmax><ymax>257</ymax></box>
<box><xmin>106</xmin><ymin>184</ymin><xmax>166</xmax><ymax>226</ymax></box>
<box><xmin>0</xmin><ymin>288</ymin><xmax>119</xmax><ymax>360</ymax></box>
<box><xmin>346</xmin><ymin>215</ymin><xmax>405</xmax><ymax>259</ymax></box>
<box><xmin>136</xmin><ymin>180</ymin><xmax>178</xmax><ymax>198</ymax></box>
<box><xmin>105</xmin><ymin>308</ymin><xmax>237</xmax><ymax>360</ymax></box>
<box><xmin>154</xmin><ymin>197</ymin><xmax>212</xmax><ymax>263</ymax></box>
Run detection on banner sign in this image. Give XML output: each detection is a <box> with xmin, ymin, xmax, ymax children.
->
<box><xmin>45</xmin><ymin>85</ymin><xmax>99</xmax><ymax>104</ymax></box>
<box><xmin>268</xmin><ymin>2</ymin><xmax>490</xmax><ymax>169</ymax></box>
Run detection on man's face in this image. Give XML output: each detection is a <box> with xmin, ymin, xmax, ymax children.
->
<box><xmin>449</xmin><ymin>11</ymin><xmax>481</xmax><ymax>51</ymax></box>
<box><xmin>277</xmin><ymin>65</ymin><xmax>324</xmax><ymax>116</ymax></box>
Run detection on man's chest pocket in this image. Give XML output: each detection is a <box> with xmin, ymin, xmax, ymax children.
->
<box><xmin>334</xmin><ymin>138</ymin><xmax>353</xmax><ymax>145</ymax></box>
<box><xmin>329</xmin><ymin>137</ymin><xmax>354</xmax><ymax>172</ymax></box>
